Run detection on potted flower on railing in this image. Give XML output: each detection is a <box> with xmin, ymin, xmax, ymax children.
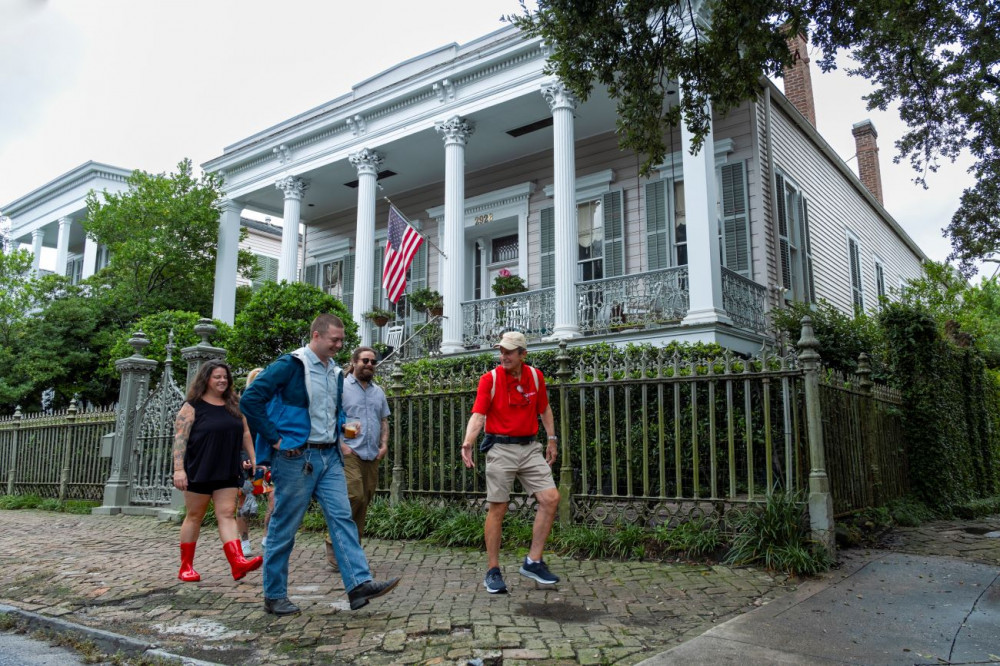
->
<box><xmin>408</xmin><ymin>287</ymin><xmax>443</xmax><ymax>316</ymax></box>
<box><xmin>492</xmin><ymin>268</ymin><xmax>527</xmax><ymax>296</ymax></box>
<box><xmin>363</xmin><ymin>306</ymin><xmax>395</xmax><ymax>327</ymax></box>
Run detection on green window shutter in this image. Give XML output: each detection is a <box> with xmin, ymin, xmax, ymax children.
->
<box><xmin>645</xmin><ymin>180</ymin><xmax>668</xmax><ymax>270</ymax></box>
<box><xmin>540</xmin><ymin>206</ymin><xmax>555</xmax><ymax>288</ymax></box>
<box><xmin>799</xmin><ymin>199</ymin><xmax>815</xmax><ymax>303</ymax></box>
<box><xmin>342</xmin><ymin>254</ymin><xmax>355</xmax><ymax>312</ymax></box>
<box><xmin>409</xmin><ymin>243</ymin><xmax>427</xmax><ymax>291</ymax></box>
<box><xmin>775</xmin><ymin>173</ymin><xmax>791</xmax><ymax>290</ymax></box>
<box><xmin>304</xmin><ymin>263</ymin><xmax>318</xmax><ymax>287</ymax></box>
<box><xmin>721</xmin><ymin>162</ymin><xmax>751</xmax><ymax>277</ymax></box>
<box><xmin>603</xmin><ymin>190</ymin><xmax>625</xmax><ymax>277</ymax></box>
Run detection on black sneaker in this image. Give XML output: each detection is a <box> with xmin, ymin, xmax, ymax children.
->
<box><xmin>519</xmin><ymin>558</ymin><xmax>559</xmax><ymax>585</ymax></box>
<box><xmin>484</xmin><ymin>567</ymin><xmax>507</xmax><ymax>594</ymax></box>
<box><xmin>348</xmin><ymin>577</ymin><xmax>400</xmax><ymax>610</ymax></box>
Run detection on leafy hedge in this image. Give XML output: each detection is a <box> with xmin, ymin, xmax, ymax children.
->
<box><xmin>881</xmin><ymin>302</ymin><xmax>1000</xmax><ymax>508</ymax></box>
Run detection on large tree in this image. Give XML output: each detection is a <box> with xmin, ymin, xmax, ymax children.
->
<box><xmin>510</xmin><ymin>0</ymin><xmax>999</xmax><ymax>275</ymax></box>
<box><xmin>84</xmin><ymin>158</ymin><xmax>255</xmax><ymax>323</ymax></box>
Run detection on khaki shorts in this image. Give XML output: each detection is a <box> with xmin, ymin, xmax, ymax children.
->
<box><xmin>484</xmin><ymin>442</ymin><xmax>555</xmax><ymax>503</ymax></box>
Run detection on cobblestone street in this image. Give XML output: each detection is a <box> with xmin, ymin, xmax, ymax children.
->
<box><xmin>0</xmin><ymin>510</ymin><xmax>794</xmax><ymax>665</ymax></box>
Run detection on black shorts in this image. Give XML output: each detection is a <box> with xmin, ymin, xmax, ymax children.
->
<box><xmin>186</xmin><ymin>478</ymin><xmax>240</xmax><ymax>495</ymax></box>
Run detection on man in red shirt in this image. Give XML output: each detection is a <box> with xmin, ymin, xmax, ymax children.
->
<box><xmin>460</xmin><ymin>331</ymin><xmax>560</xmax><ymax>594</ymax></box>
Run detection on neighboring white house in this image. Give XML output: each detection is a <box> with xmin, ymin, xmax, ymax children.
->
<box><xmin>2</xmin><ymin>161</ymin><xmax>296</xmax><ymax>292</ymax></box>
<box><xmin>201</xmin><ymin>23</ymin><xmax>926</xmax><ymax>356</ymax></box>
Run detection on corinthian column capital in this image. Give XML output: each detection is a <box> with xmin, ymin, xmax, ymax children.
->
<box><xmin>435</xmin><ymin>116</ymin><xmax>475</xmax><ymax>146</ymax></box>
<box><xmin>541</xmin><ymin>81</ymin><xmax>579</xmax><ymax>113</ymax></box>
<box><xmin>349</xmin><ymin>148</ymin><xmax>384</xmax><ymax>176</ymax></box>
<box><xmin>275</xmin><ymin>176</ymin><xmax>308</xmax><ymax>200</ymax></box>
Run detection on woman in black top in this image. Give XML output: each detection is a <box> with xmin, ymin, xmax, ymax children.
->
<box><xmin>172</xmin><ymin>360</ymin><xmax>263</xmax><ymax>582</ymax></box>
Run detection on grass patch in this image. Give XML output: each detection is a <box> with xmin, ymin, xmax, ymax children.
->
<box><xmin>0</xmin><ymin>494</ymin><xmax>100</xmax><ymax>514</ymax></box>
<box><xmin>654</xmin><ymin>517</ymin><xmax>724</xmax><ymax>558</ymax></box>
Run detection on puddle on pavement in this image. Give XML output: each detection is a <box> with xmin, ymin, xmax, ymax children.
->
<box><xmin>152</xmin><ymin>618</ymin><xmax>249</xmax><ymax>641</ymax></box>
<box><xmin>517</xmin><ymin>601</ymin><xmax>604</xmax><ymax>622</ymax></box>
<box><xmin>962</xmin><ymin>526</ymin><xmax>1000</xmax><ymax>537</ymax></box>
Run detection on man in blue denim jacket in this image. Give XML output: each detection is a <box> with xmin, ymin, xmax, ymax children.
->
<box><xmin>241</xmin><ymin>313</ymin><xmax>400</xmax><ymax>616</ymax></box>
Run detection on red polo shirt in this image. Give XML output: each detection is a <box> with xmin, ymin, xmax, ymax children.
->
<box><xmin>471</xmin><ymin>364</ymin><xmax>549</xmax><ymax>437</ymax></box>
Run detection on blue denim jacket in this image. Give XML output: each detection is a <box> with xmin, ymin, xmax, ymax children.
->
<box><xmin>240</xmin><ymin>347</ymin><xmax>346</xmax><ymax>466</ymax></box>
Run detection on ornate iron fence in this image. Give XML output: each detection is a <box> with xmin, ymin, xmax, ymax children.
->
<box><xmin>820</xmin><ymin>356</ymin><xmax>907</xmax><ymax>515</ymax></box>
<box><xmin>129</xmin><ymin>353</ymin><xmax>185</xmax><ymax>506</ymax></box>
<box><xmin>575</xmin><ymin>267</ymin><xmax>689</xmax><ymax>335</ymax></box>
<box><xmin>0</xmin><ymin>400</ymin><xmax>116</xmax><ymax>500</ymax></box>
<box><xmin>721</xmin><ymin>267</ymin><xmax>769</xmax><ymax>334</ymax></box>
<box><xmin>382</xmin><ymin>344</ymin><xmax>811</xmax><ymax>527</ymax></box>
<box><xmin>461</xmin><ymin>288</ymin><xmax>555</xmax><ymax>347</ymax></box>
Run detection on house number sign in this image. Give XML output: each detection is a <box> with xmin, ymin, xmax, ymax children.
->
<box><xmin>474</xmin><ymin>213</ymin><xmax>493</xmax><ymax>225</ymax></box>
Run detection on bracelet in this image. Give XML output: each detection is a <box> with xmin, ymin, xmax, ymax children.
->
<box><xmin>547</xmin><ymin>436</ymin><xmax>558</xmax><ymax>441</ymax></box>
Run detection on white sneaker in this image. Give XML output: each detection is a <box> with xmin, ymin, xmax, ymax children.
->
<box><xmin>260</xmin><ymin>536</ymin><xmax>267</xmax><ymax>551</ymax></box>
<box><xmin>241</xmin><ymin>539</ymin><xmax>253</xmax><ymax>556</ymax></box>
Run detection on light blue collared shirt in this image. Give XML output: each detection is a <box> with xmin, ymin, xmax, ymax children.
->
<box><xmin>302</xmin><ymin>346</ymin><xmax>341</xmax><ymax>443</ymax></box>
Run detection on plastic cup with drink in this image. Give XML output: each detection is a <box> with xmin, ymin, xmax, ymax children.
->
<box><xmin>343</xmin><ymin>419</ymin><xmax>361</xmax><ymax>439</ymax></box>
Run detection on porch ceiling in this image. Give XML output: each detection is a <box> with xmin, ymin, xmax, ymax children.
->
<box><xmin>236</xmin><ymin>85</ymin><xmax>621</xmax><ymax>223</ymax></box>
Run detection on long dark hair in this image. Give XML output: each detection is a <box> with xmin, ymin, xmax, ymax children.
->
<box><xmin>187</xmin><ymin>360</ymin><xmax>241</xmax><ymax>418</ymax></box>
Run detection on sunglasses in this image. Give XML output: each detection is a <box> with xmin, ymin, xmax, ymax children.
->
<box><xmin>357</xmin><ymin>358</ymin><xmax>377</xmax><ymax>366</ymax></box>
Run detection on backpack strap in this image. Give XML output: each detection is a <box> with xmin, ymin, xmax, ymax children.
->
<box><xmin>489</xmin><ymin>366</ymin><xmax>539</xmax><ymax>400</ymax></box>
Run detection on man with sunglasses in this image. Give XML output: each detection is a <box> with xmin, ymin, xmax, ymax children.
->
<box><xmin>323</xmin><ymin>347</ymin><xmax>390</xmax><ymax>566</ymax></box>
<box><xmin>460</xmin><ymin>331</ymin><xmax>560</xmax><ymax>594</ymax></box>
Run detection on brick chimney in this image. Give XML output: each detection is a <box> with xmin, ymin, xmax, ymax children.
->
<box><xmin>782</xmin><ymin>31</ymin><xmax>816</xmax><ymax>127</ymax></box>
<box><xmin>852</xmin><ymin>119</ymin><xmax>884</xmax><ymax>205</ymax></box>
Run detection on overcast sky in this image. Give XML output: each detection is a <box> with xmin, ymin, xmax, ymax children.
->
<box><xmin>0</xmin><ymin>0</ymin><xmax>969</xmax><ymax>268</ymax></box>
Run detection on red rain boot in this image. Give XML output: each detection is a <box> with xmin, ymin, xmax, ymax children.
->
<box><xmin>178</xmin><ymin>542</ymin><xmax>201</xmax><ymax>582</ymax></box>
<box><xmin>223</xmin><ymin>539</ymin><xmax>262</xmax><ymax>580</ymax></box>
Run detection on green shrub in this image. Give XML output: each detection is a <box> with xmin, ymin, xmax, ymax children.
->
<box><xmin>501</xmin><ymin>512</ymin><xmax>535</xmax><ymax>548</ymax></box>
<box><xmin>552</xmin><ymin>524</ymin><xmax>611</xmax><ymax>559</ymax></box>
<box><xmin>886</xmin><ymin>496</ymin><xmax>936</xmax><ymax>527</ymax></box>
<box><xmin>607</xmin><ymin>523</ymin><xmax>647</xmax><ymax>559</ymax></box>
<box><xmin>724</xmin><ymin>492</ymin><xmax>830</xmax><ymax>576</ymax></box>
<box><xmin>0</xmin><ymin>494</ymin><xmax>43</xmax><ymax>510</ymax></box>
<box><xmin>952</xmin><ymin>495</ymin><xmax>1000</xmax><ymax>519</ymax></box>
<box><xmin>429</xmin><ymin>511</ymin><xmax>484</xmax><ymax>547</ymax></box>
<box><xmin>655</xmin><ymin>517</ymin><xmax>723</xmax><ymax>558</ymax></box>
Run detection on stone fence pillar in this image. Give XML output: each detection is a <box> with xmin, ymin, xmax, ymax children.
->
<box><xmin>797</xmin><ymin>316</ymin><xmax>835</xmax><ymax>558</ymax></box>
<box><xmin>94</xmin><ymin>331</ymin><xmax>157</xmax><ymax>514</ymax></box>
<box><xmin>180</xmin><ymin>318</ymin><xmax>227</xmax><ymax>390</ymax></box>
<box><xmin>389</xmin><ymin>363</ymin><xmax>405</xmax><ymax>506</ymax></box>
<box><xmin>7</xmin><ymin>406</ymin><xmax>22</xmax><ymax>495</ymax></box>
<box><xmin>555</xmin><ymin>341</ymin><xmax>573</xmax><ymax>525</ymax></box>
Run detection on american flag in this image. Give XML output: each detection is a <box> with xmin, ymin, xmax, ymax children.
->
<box><xmin>382</xmin><ymin>205</ymin><xmax>424</xmax><ymax>303</ymax></box>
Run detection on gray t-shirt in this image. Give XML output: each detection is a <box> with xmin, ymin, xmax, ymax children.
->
<box><xmin>342</xmin><ymin>374</ymin><xmax>390</xmax><ymax>460</ymax></box>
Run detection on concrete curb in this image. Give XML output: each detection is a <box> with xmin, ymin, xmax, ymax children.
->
<box><xmin>0</xmin><ymin>603</ymin><xmax>220</xmax><ymax>666</ymax></box>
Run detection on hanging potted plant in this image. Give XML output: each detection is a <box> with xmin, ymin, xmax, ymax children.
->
<box><xmin>408</xmin><ymin>287</ymin><xmax>443</xmax><ymax>315</ymax></box>
<box><xmin>363</xmin><ymin>306</ymin><xmax>394</xmax><ymax>327</ymax></box>
<box><xmin>492</xmin><ymin>268</ymin><xmax>527</xmax><ymax>296</ymax></box>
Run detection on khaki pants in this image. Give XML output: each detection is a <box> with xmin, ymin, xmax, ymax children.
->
<box><xmin>325</xmin><ymin>454</ymin><xmax>380</xmax><ymax>543</ymax></box>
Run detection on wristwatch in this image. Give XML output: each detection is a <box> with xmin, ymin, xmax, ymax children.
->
<box><xmin>547</xmin><ymin>435</ymin><xmax>558</xmax><ymax>441</ymax></box>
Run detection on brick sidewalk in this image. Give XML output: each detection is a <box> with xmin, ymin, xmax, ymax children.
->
<box><xmin>0</xmin><ymin>510</ymin><xmax>795</xmax><ymax>665</ymax></box>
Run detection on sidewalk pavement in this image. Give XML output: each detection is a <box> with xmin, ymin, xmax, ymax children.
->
<box><xmin>640</xmin><ymin>516</ymin><xmax>1000</xmax><ymax>665</ymax></box>
<box><xmin>0</xmin><ymin>509</ymin><xmax>793</xmax><ymax>665</ymax></box>
<box><xmin>1</xmin><ymin>510</ymin><xmax>999</xmax><ymax>665</ymax></box>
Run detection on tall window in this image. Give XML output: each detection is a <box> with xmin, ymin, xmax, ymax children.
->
<box><xmin>874</xmin><ymin>257</ymin><xmax>886</xmax><ymax>308</ymax></box>
<box><xmin>847</xmin><ymin>233</ymin><xmax>864</xmax><ymax>313</ymax></box>
<box><xmin>540</xmin><ymin>190</ymin><xmax>624</xmax><ymax>286</ymax></box>
<box><xmin>305</xmin><ymin>254</ymin><xmax>354</xmax><ymax>310</ymax></box>
<box><xmin>775</xmin><ymin>172</ymin><xmax>815</xmax><ymax>302</ymax></box>
<box><xmin>577</xmin><ymin>199</ymin><xmax>604</xmax><ymax>281</ymax></box>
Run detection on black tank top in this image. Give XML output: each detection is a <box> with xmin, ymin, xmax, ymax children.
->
<box><xmin>184</xmin><ymin>399</ymin><xmax>244</xmax><ymax>483</ymax></box>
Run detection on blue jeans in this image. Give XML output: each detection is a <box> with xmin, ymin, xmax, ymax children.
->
<box><xmin>263</xmin><ymin>446</ymin><xmax>371</xmax><ymax>600</ymax></box>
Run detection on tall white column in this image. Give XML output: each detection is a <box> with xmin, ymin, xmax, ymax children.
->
<box><xmin>212</xmin><ymin>198</ymin><xmax>242</xmax><ymax>324</ymax></box>
<box><xmin>55</xmin><ymin>216</ymin><xmax>71</xmax><ymax>278</ymax></box>
<box><xmin>349</xmin><ymin>149</ymin><xmax>383</xmax><ymax>346</ymax></box>
<box><xmin>543</xmin><ymin>82</ymin><xmax>581</xmax><ymax>340</ymax></box>
<box><xmin>82</xmin><ymin>236</ymin><xmax>99</xmax><ymax>279</ymax></box>
<box><xmin>276</xmin><ymin>176</ymin><xmax>307</xmax><ymax>284</ymax></box>
<box><xmin>680</xmin><ymin>92</ymin><xmax>729</xmax><ymax>326</ymax></box>
<box><xmin>30</xmin><ymin>228</ymin><xmax>44</xmax><ymax>275</ymax></box>
<box><xmin>435</xmin><ymin>116</ymin><xmax>475</xmax><ymax>354</ymax></box>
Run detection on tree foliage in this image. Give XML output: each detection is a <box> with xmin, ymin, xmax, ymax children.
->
<box><xmin>509</xmin><ymin>0</ymin><xmax>999</xmax><ymax>275</ymax></box>
<box><xmin>84</xmin><ymin>158</ymin><xmax>254</xmax><ymax>323</ymax></box>
<box><xmin>228</xmin><ymin>281</ymin><xmax>358</xmax><ymax>371</ymax></box>
<box><xmin>0</xmin><ymin>247</ymin><xmax>35</xmax><ymax>348</ymax></box>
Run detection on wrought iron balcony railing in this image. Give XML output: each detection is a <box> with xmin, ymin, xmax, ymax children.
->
<box><xmin>721</xmin><ymin>267</ymin><xmax>769</xmax><ymax>334</ymax></box>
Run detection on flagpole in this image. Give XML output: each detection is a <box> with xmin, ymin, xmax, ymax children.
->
<box><xmin>383</xmin><ymin>196</ymin><xmax>447</xmax><ymax>259</ymax></box>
